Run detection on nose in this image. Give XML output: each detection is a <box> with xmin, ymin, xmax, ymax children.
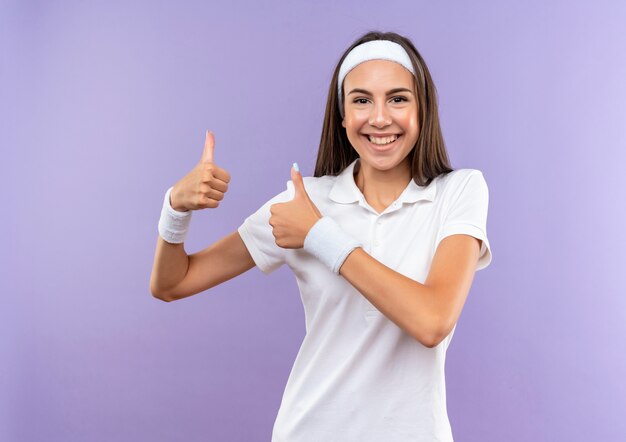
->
<box><xmin>368</xmin><ymin>101</ymin><xmax>392</xmax><ymax>127</ymax></box>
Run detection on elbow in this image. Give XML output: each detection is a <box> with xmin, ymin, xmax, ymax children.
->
<box><xmin>431</xmin><ymin>323</ymin><xmax>456</xmax><ymax>348</ymax></box>
<box><xmin>419</xmin><ymin>333</ymin><xmax>445</xmax><ymax>349</ymax></box>
<box><xmin>418</xmin><ymin>333</ymin><xmax>442</xmax><ymax>349</ymax></box>
<box><xmin>150</xmin><ymin>285</ymin><xmax>174</xmax><ymax>302</ymax></box>
<box><xmin>414</xmin><ymin>321</ymin><xmax>452</xmax><ymax>349</ymax></box>
<box><xmin>422</xmin><ymin>334</ymin><xmax>444</xmax><ymax>349</ymax></box>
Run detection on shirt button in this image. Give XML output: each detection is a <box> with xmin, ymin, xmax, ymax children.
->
<box><xmin>376</xmin><ymin>220</ymin><xmax>382</xmax><ymax>225</ymax></box>
<box><xmin>374</xmin><ymin>240</ymin><xmax>380</xmax><ymax>246</ymax></box>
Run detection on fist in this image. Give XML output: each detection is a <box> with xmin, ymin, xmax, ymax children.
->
<box><xmin>170</xmin><ymin>130</ymin><xmax>232</xmax><ymax>212</ymax></box>
<box><xmin>269</xmin><ymin>163</ymin><xmax>323</xmax><ymax>249</ymax></box>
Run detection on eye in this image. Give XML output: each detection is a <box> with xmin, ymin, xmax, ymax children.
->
<box><xmin>352</xmin><ymin>96</ymin><xmax>409</xmax><ymax>104</ymax></box>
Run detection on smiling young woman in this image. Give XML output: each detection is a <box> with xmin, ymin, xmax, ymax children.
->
<box><xmin>152</xmin><ymin>30</ymin><xmax>492</xmax><ymax>442</ymax></box>
<box><xmin>341</xmin><ymin>58</ymin><xmax>421</xmax><ymax>210</ymax></box>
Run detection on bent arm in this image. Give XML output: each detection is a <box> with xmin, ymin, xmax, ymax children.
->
<box><xmin>150</xmin><ymin>236</ymin><xmax>189</xmax><ymax>300</ymax></box>
<box><xmin>150</xmin><ymin>230</ymin><xmax>256</xmax><ymax>302</ymax></box>
<box><xmin>339</xmin><ymin>234</ymin><xmax>481</xmax><ymax>347</ymax></box>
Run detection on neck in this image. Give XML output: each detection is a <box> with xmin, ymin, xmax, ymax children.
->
<box><xmin>353</xmin><ymin>158</ymin><xmax>412</xmax><ymax>207</ymax></box>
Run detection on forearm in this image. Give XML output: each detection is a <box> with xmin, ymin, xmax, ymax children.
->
<box><xmin>150</xmin><ymin>236</ymin><xmax>189</xmax><ymax>299</ymax></box>
<box><xmin>339</xmin><ymin>248</ymin><xmax>442</xmax><ymax>346</ymax></box>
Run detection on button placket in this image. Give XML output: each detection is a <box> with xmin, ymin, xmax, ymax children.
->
<box><xmin>372</xmin><ymin>215</ymin><xmax>382</xmax><ymax>248</ymax></box>
<box><xmin>366</xmin><ymin>217</ymin><xmax>384</xmax><ymax>319</ymax></box>
<box><xmin>387</xmin><ymin>201</ymin><xmax>400</xmax><ymax>215</ymax></box>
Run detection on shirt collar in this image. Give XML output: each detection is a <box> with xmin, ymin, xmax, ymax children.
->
<box><xmin>329</xmin><ymin>158</ymin><xmax>437</xmax><ymax>205</ymax></box>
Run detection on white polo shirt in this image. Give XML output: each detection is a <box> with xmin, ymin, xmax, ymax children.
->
<box><xmin>237</xmin><ymin>157</ymin><xmax>492</xmax><ymax>442</ymax></box>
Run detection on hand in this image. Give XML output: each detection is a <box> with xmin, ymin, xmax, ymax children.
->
<box><xmin>269</xmin><ymin>164</ymin><xmax>323</xmax><ymax>249</ymax></box>
<box><xmin>170</xmin><ymin>130</ymin><xmax>231</xmax><ymax>212</ymax></box>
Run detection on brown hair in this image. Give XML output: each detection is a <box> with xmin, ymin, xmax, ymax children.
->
<box><xmin>313</xmin><ymin>31</ymin><xmax>453</xmax><ymax>186</ymax></box>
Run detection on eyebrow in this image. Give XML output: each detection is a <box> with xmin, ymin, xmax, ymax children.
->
<box><xmin>347</xmin><ymin>87</ymin><xmax>414</xmax><ymax>96</ymax></box>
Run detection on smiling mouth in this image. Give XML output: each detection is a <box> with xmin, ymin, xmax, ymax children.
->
<box><xmin>362</xmin><ymin>134</ymin><xmax>402</xmax><ymax>151</ymax></box>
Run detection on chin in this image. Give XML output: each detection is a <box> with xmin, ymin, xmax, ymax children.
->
<box><xmin>361</xmin><ymin>155</ymin><xmax>399</xmax><ymax>170</ymax></box>
<box><xmin>359</xmin><ymin>149</ymin><xmax>413</xmax><ymax>172</ymax></box>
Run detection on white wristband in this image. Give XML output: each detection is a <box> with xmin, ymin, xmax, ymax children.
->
<box><xmin>303</xmin><ymin>216</ymin><xmax>362</xmax><ymax>274</ymax></box>
<box><xmin>158</xmin><ymin>186</ymin><xmax>192</xmax><ymax>244</ymax></box>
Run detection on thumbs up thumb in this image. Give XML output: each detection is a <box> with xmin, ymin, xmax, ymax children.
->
<box><xmin>291</xmin><ymin>162</ymin><xmax>308</xmax><ymax>199</ymax></box>
<box><xmin>201</xmin><ymin>130</ymin><xmax>215</xmax><ymax>164</ymax></box>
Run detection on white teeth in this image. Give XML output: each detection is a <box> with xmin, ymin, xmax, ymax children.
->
<box><xmin>367</xmin><ymin>134</ymin><xmax>398</xmax><ymax>145</ymax></box>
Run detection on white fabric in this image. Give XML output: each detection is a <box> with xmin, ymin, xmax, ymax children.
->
<box><xmin>337</xmin><ymin>40</ymin><xmax>416</xmax><ymax>117</ymax></box>
<box><xmin>303</xmin><ymin>216</ymin><xmax>363</xmax><ymax>274</ymax></box>
<box><xmin>158</xmin><ymin>186</ymin><xmax>192</xmax><ymax>244</ymax></box>
<box><xmin>237</xmin><ymin>158</ymin><xmax>492</xmax><ymax>442</ymax></box>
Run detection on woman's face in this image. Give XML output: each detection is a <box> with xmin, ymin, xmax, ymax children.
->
<box><xmin>341</xmin><ymin>59</ymin><xmax>419</xmax><ymax>173</ymax></box>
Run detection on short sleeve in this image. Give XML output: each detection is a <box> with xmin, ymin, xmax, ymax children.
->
<box><xmin>435</xmin><ymin>170</ymin><xmax>492</xmax><ymax>271</ymax></box>
<box><xmin>237</xmin><ymin>182</ymin><xmax>295</xmax><ymax>275</ymax></box>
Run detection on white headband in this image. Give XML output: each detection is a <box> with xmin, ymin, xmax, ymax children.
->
<box><xmin>337</xmin><ymin>40</ymin><xmax>417</xmax><ymax>118</ymax></box>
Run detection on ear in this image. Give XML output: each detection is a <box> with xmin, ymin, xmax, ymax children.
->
<box><xmin>341</xmin><ymin>118</ymin><xmax>346</xmax><ymax>128</ymax></box>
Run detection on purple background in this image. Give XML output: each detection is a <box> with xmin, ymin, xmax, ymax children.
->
<box><xmin>2</xmin><ymin>0</ymin><xmax>625</xmax><ymax>441</ymax></box>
